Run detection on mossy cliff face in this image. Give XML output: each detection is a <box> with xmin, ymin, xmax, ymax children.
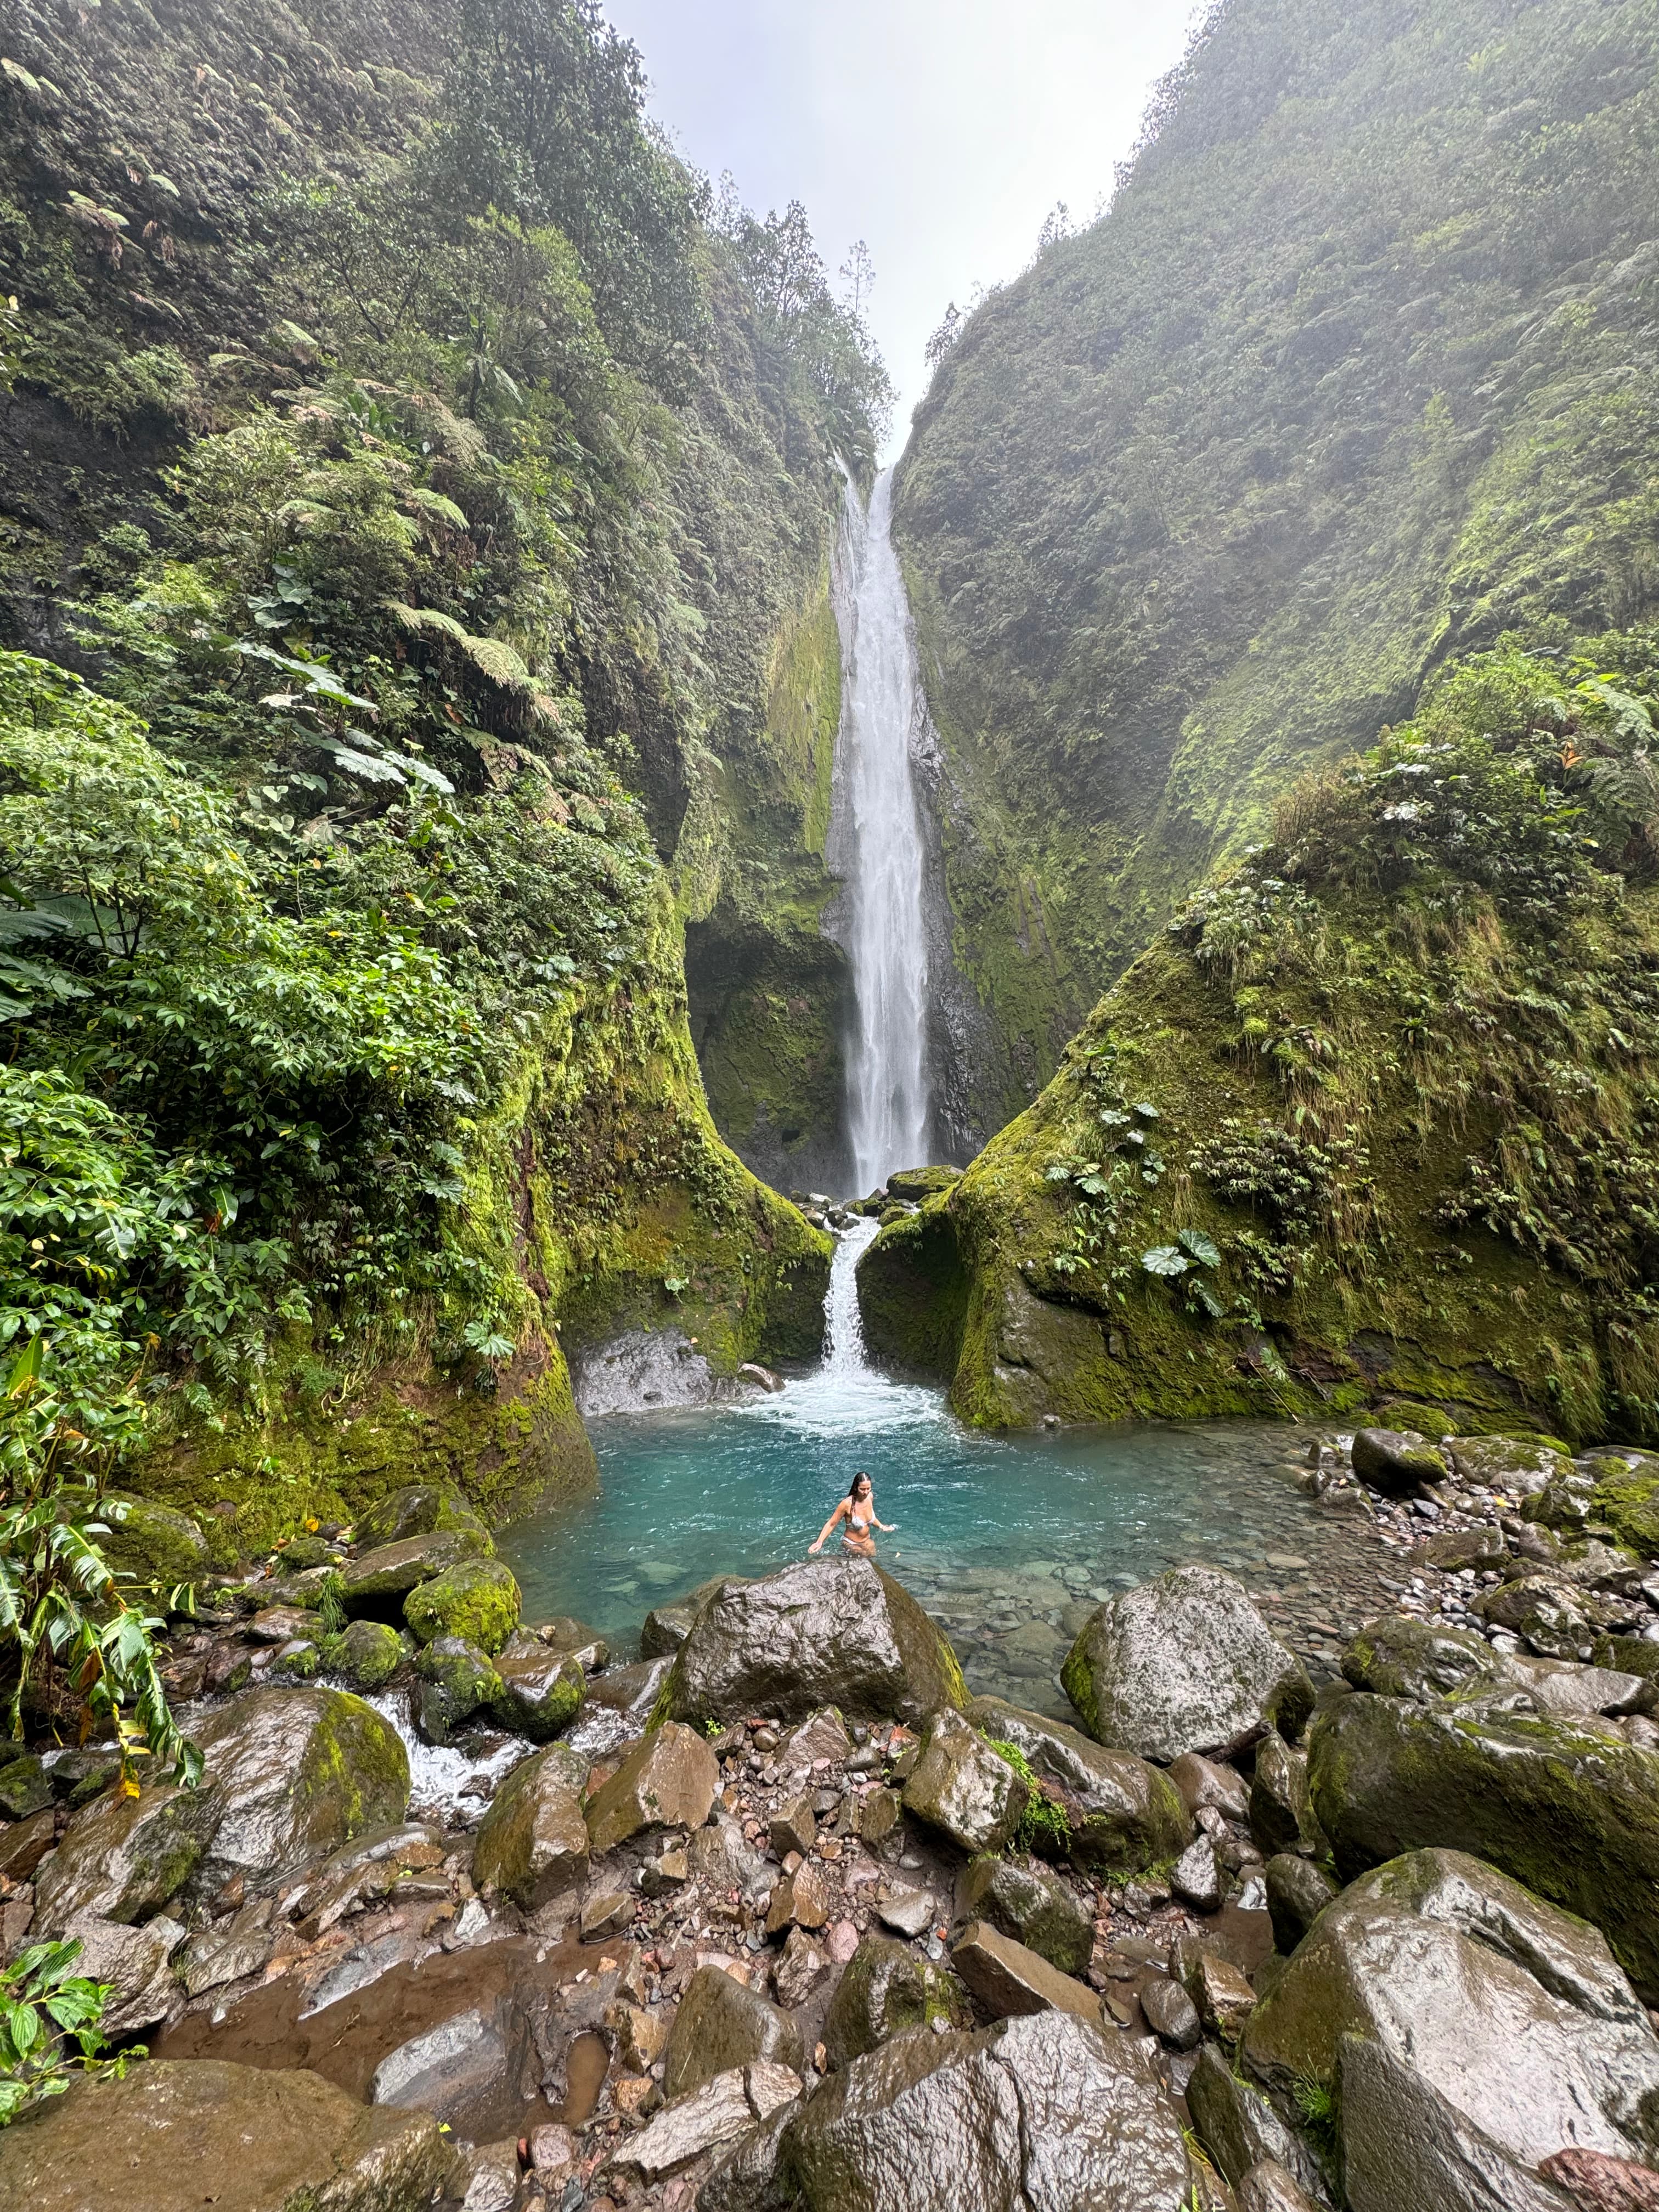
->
<box><xmin>860</xmin><ymin>647</ymin><xmax>1659</xmax><ymax>1441</ymax></box>
<box><xmin>893</xmin><ymin>0</ymin><xmax>1659</xmax><ymax>1136</ymax></box>
<box><xmin>146</xmin><ymin>882</ymin><xmax>830</xmax><ymax>1545</ymax></box>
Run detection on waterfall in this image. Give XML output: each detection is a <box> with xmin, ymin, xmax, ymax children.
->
<box><xmin>836</xmin><ymin>466</ymin><xmax>933</xmax><ymax>1195</ymax></box>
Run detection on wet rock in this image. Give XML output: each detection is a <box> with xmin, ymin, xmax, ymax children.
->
<box><xmin>822</xmin><ymin>1932</ymin><xmax>969</xmax><ymax>2069</ymax></box>
<box><xmin>774</xmin><ymin>1923</ymin><xmax>830</xmax><ymax>2006</ymax></box>
<box><xmin>334</xmin><ymin>1617</ymin><xmax>403</xmax><ymax>1690</ymax></box>
<box><xmin>1242</xmin><ymin>1848</ymin><xmax>1659</xmax><ymax>2176</ymax></box>
<box><xmin>782</xmin><ymin>2010</ymin><xmax>1193</xmax><ymax>2212</ymax></box>
<box><xmin>1351</xmin><ymin>1429</ymin><xmax>1449</xmax><ymax>1496</ymax></box>
<box><xmin>1061</xmin><ymin>1566</ymin><xmax>1312</xmax><ymax>1762</ymax></box>
<box><xmin>0</xmin><ymin>2058</ymin><xmax>450</xmax><ymax>2212</ymax></box>
<box><xmin>176</xmin><ymin>1901</ymin><xmax>274</xmax><ymax>1997</ymax></box>
<box><xmin>579</xmin><ymin>1885</ymin><xmax>634</xmax><ymax>1940</ymax></box>
<box><xmin>473</xmin><ymin>1741</ymin><xmax>590</xmax><ymax>1909</ymax></box>
<box><xmin>771</xmin><ymin>1791</ymin><xmax>817</xmax><ymax>1858</ymax></box>
<box><xmin>1140</xmin><ymin>1974</ymin><xmax>1201</xmax><ymax>2051</ymax></box>
<box><xmin>1446</xmin><ymin>1436</ymin><xmax>1572</xmax><ymax>1496</ymax></box>
<box><xmin>0</xmin><ymin>1806</ymin><xmax>55</xmax><ymax>1883</ymax></box>
<box><xmin>856</xmin><ymin>1786</ymin><xmax>904</xmax><ymax>1848</ymax></box>
<box><xmin>1336</xmin><ymin>2029</ymin><xmax>1577</xmax><ymax>2212</ymax></box>
<box><xmin>1168</xmin><ymin>1751</ymin><xmax>1252</xmax><ymax>1822</ymax></box>
<box><xmin>65</xmin><ymin>1912</ymin><xmax>185</xmax><ymax>2036</ymax></box>
<box><xmin>455</xmin><ymin>2139</ymin><xmax>520</xmax><ymax>2212</ymax></box>
<box><xmin>1176</xmin><ymin>1942</ymin><xmax>1259</xmax><ymax>2039</ymax></box>
<box><xmin>1238</xmin><ymin>2162</ymin><xmax>1326</xmax><ymax>2212</ymax></box>
<box><xmin>1307</xmin><ymin>1692</ymin><xmax>1659</xmax><ymax>1999</ymax></box>
<box><xmin>357</xmin><ymin>1481</ymin><xmax>488</xmax><ymax>1549</ymax></box>
<box><xmin>950</xmin><ymin>1919</ymin><xmax>1102</xmax><ymax>2024</ymax></box>
<box><xmin>1187</xmin><ymin>2041</ymin><xmax>1328</xmax><ymax>2202</ymax></box>
<box><xmin>529</xmin><ymin>2122</ymin><xmax>579</xmax><ymax>2187</ymax></box>
<box><xmin>699</xmin><ymin>2098</ymin><xmax>799</xmax><ymax>2212</ymax></box>
<box><xmin>767</xmin><ymin>1863</ymin><xmax>831</xmax><ymax>1934</ymax></box>
<box><xmin>33</xmin><ymin>1778</ymin><xmax>221</xmax><ymax>1932</ymax></box>
<box><xmin>617</xmin><ymin>2062</ymin><xmax>801</xmax><ymax>2183</ymax></box>
<box><xmin>641</xmin><ymin>1601</ymin><xmax>698</xmax><ymax>1657</ymax></box>
<box><xmin>689</xmin><ymin>1808</ymin><xmax>769</xmax><ymax>1899</ymax></box>
<box><xmin>955</xmin><ymin>1853</ymin><xmax>1092</xmax><ymax>1973</ymax></box>
<box><xmin>1477</xmin><ymin>1573</ymin><xmax>1596</xmax><ymax>1658</ymax></box>
<box><xmin>874</xmin><ymin>1885</ymin><xmax>935</xmax><ymax>1939</ymax></box>
<box><xmin>569</xmin><ymin>1654</ymin><xmax>671</xmax><ymax>1756</ymax></box>
<box><xmin>534</xmin><ymin>1616</ymin><xmax>607</xmax><ymax>1671</ymax></box>
<box><xmin>1171</xmin><ymin>1836</ymin><xmax>1223</xmax><ymax>1911</ymax></box>
<box><xmin>901</xmin><ymin>1709</ymin><xmax>1026</xmax><ymax>1853</ymax></box>
<box><xmin>1342</xmin><ymin>1615</ymin><xmax>1512</xmax><ymax>1702</ymax></box>
<box><xmin>1542</xmin><ymin>2148</ymin><xmax>1659</xmax><ymax>2211</ymax></box>
<box><xmin>403</xmin><ymin>1556</ymin><xmax>521</xmax><ymax>1653</ymax></box>
<box><xmin>584</xmin><ymin>1722</ymin><xmax>718</xmax><ymax>1853</ymax></box>
<box><xmin>489</xmin><ymin>1641</ymin><xmax>584</xmax><ymax>1741</ymax></box>
<box><xmin>1265</xmin><ymin>1854</ymin><xmax>1338</xmax><ymax>1955</ymax></box>
<box><xmin>1250</xmin><ymin>1734</ymin><xmax>1321</xmax><ymax>1858</ymax></box>
<box><xmin>664</xmin><ymin>1558</ymin><xmax>965</xmax><ymax>1727</ymax></box>
<box><xmin>783</xmin><ymin>1706</ymin><xmax>853</xmax><ymax>1770</ymax></box>
<box><xmin>371</xmin><ymin>1999</ymin><xmax>532</xmax><ymax>2136</ymax></box>
<box><xmin>965</xmin><ymin>1694</ymin><xmax>1192</xmax><ymax>1874</ymax></box>
<box><xmin>339</xmin><ymin>1526</ymin><xmax>489</xmax><ymax>1612</ymax></box>
<box><xmin>0</xmin><ymin>1754</ymin><xmax>51</xmax><ymax>1820</ymax></box>
<box><xmin>415</xmin><ymin>1635</ymin><xmax>503</xmax><ymax>1745</ymax></box>
<box><xmin>96</xmin><ymin>1493</ymin><xmax>210</xmax><ymax>1590</ymax></box>
<box><xmin>664</xmin><ymin>1962</ymin><xmax>806</xmax><ymax>2101</ymax></box>
<box><xmin>1488</xmin><ymin>1652</ymin><xmax>1656</xmax><ymax>1720</ymax></box>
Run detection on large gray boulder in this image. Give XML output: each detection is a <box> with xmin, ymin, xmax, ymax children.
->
<box><xmin>780</xmin><ymin>2011</ymin><xmax>1194</xmax><ymax>2211</ymax></box>
<box><xmin>663</xmin><ymin>1558</ymin><xmax>965</xmax><ymax>1726</ymax></box>
<box><xmin>338</xmin><ymin>1526</ymin><xmax>490</xmax><ymax>1613</ymax></box>
<box><xmin>822</xmin><ymin>1934</ymin><xmax>971</xmax><ymax>2072</ymax></box>
<box><xmin>1307</xmin><ymin>1691</ymin><xmax>1659</xmax><ymax>2000</ymax></box>
<box><xmin>0</xmin><ymin>2059</ymin><xmax>450</xmax><ymax>2212</ymax></box>
<box><xmin>956</xmin><ymin>1854</ymin><xmax>1092</xmax><ymax>1974</ymax></box>
<box><xmin>1336</xmin><ymin>2031</ymin><xmax>1578</xmax><ymax>2212</ymax></box>
<box><xmin>1351</xmin><ymin>1429</ymin><xmax>1448</xmax><ymax>1496</ymax></box>
<box><xmin>33</xmin><ymin>1688</ymin><xmax>408</xmax><ymax>1932</ymax></box>
<box><xmin>472</xmin><ymin>1742</ymin><xmax>590</xmax><ymax>1909</ymax></box>
<box><xmin>963</xmin><ymin>1695</ymin><xmax>1190</xmax><ymax>1874</ymax></box>
<box><xmin>901</xmin><ymin>1710</ymin><xmax>1026</xmax><ymax>1853</ymax></box>
<box><xmin>1242</xmin><ymin>1849</ymin><xmax>1659</xmax><ymax>2187</ymax></box>
<box><xmin>1062</xmin><ymin>1566</ymin><xmax>1312</xmax><ymax>1762</ymax></box>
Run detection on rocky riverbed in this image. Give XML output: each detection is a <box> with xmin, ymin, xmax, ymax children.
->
<box><xmin>3</xmin><ymin>1423</ymin><xmax>1659</xmax><ymax>2210</ymax></box>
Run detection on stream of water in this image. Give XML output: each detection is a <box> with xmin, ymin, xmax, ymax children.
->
<box><xmin>836</xmin><ymin>467</ymin><xmax>933</xmax><ymax>1194</ymax></box>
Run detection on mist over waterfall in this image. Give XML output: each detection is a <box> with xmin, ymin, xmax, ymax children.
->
<box><xmin>833</xmin><ymin>466</ymin><xmax>934</xmax><ymax>1195</ymax></box>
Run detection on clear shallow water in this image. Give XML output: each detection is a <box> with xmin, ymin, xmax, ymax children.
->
<box><xmin>500</xmin><ymin>1353</ymin><xmax>1389</xmax><ymax>1718</ymax></box>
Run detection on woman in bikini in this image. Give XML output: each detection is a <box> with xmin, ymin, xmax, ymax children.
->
<box><xmin>809</xmin><ymin>1471</ymin><xmax>895</xmax><ymax>1559</ymax></box>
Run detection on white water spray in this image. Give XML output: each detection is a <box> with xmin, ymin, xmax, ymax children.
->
<box><xmin>837</xmin><ymin>466</ymin><xmax>933</xmax><ymax>1195</ymax></box>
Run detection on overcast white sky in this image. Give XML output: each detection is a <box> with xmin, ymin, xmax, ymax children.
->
<box><xmin>600</xmin><ymin>1</ymin><xmax>1200</xmax><ymax>459</ymax></box>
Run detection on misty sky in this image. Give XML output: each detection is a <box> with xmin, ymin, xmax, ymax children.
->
<box><xmin>600</xmin><ymin>1</ymin><xmax>1200</xmax><ymax>459</ymax></box>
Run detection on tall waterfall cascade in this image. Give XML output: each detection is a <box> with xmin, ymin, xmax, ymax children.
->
<box><xmin>836</xmin><ymin>466</ymin><xmax>933</xmax><ymax>1197</ymax></box>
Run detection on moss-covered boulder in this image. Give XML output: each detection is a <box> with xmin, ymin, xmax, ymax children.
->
<box><xmin>885</xmin><ymin>1166</ymin><xmax>962</xmax><ymax>1201</ymax></box>
<box><xmin>403</xmin><ymin>1556</ymin><xmax>521</xmax><ymax>1653</ymax></box>
<box><xmin>663</xmin><ymin>1963</ymin><xmax>806</xmax><ymax>2102</ymax></box>
<box><xmin>955</xmin><ymin>1854</ymin><xmax>1092</xmax><ymax>1974</ymax></box>
<box><xmin>1350</xmin><ymin>1429</ymin><xmax>1448</xmax><ymax>1497</ymax></box>
<box><xmin>1446</xmin><ymin>1436</ymin><xmax>1575</xmax><ymax>1496</ymax></box>
<box><xmin>1340</xmin><ymin>1615</ymin><xmax>1509</xmax><ymax>1703</ymax></box>
<box><xmin>32</xmin><ymin>1780</ymin><xmax>222</xmax><ymax>1933</ymax></box>
<box><xmin>472</xmin><ymin>1741</ymin><xmax>590</xmax><ymax>1909</ymax></box>
<box><xmin>1240</xmin><ymin>1849</ymin><xmax>1659</xmax><ymax>2180</ymax></box>
<box><xmin>334</xmin><ymin>1618</ymin><xmax>404</xmax><ymax>1691</ymax></box>
<box><xmin>415</xmin><ymin>1635</ymin><xmax>504</xmax><ymax>1743</ymax></box>
<box><xmin>821</xmin><ymin>1933</ymin><xmax>972</xmax><ymax>2072</ymax></box>
<box><xmin>663</xmin><ymin>1558</ymin><xmax>966</xmax><ymax>1726</ymax></box>
<box><xmin>1307</xmin><ymin>1691</ymin><xmax>1659</xmax><ymax>1999</ymax></box>
<box><xmin>1587</xmin><ymin>1460</ymin><xmax>1659</xmax><ymax>1558</ymax></box>
<box><xmin>97</xmin><ymin>1493</ymin><xmax>210</xmax><ymax>1592</ymax></box>
<box><xmin>1062</xmin><ymin>1566</ymin><xmax>1312</xmax><ymax>1762</ymax></box>
<box><xmin>340</xmin><ymin>1527</ymin><xmax>492</xmax><ymax>1617</ymax></box>
<box><xmin>489</xmin><ymin>1640</ymin><xmax>585</xmax><ymax>1741</ymax></box>
<box><xmin>356</xmin><ymin>1482</ymin><xmax>489</xmax><ymax>1549</ymax></box>
<box><xmin>963</xmin><ymin>1696</ymin><xmax>1191</xmax><ymax>1875</ymax></box>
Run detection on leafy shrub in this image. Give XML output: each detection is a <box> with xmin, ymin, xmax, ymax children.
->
<box><xmin>0</xmin><ymin>1938</ymin><xmax>135</xmax><ymax>2126</ymax></box>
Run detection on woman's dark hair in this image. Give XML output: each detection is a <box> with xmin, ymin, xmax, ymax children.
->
<box><xmin>849</xmin><ymin>1472</ymin><xmax>871</xmax><ymax>1496</ymax></box>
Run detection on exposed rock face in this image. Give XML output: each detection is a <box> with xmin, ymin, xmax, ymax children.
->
<box><xmin>1336</xmin><ymin>2031</ymin><xmax>1579</xmax><ymax>2212</ymax></box>
<box><xmin>664</xmin><ymin>1558</ymin><xmax>966</xmax><ymax>1726</ymax></box>
<box><xmin>0</xmin><ymin>2059</ymin><xmax>451</xmax><ymax>2212</ymax></box>
<box><xmin>1307</xmin><ymin>1692</ymin><xmax>1659</xmax><ymax>1998</ymax></box>
<box><xmin>1351</xmin><ymin>1430</ymin><xmax>1449</xmax><ymax>1496</ymax></box>
<box><xmin>618</xmin><ymin>2062</ymin><xmax>803</xmax><ymax>2183</ymax></box>
<box><xmin>583</xmin><ymin>1723</ymin><xmax>719</xmax><ymax>1854</ymax></box>
<box><xmin>901</xmin><ymin>1711</ymin><xmax>1027</xmax><ymax>1852</ymax></box>
<box><xmin>663</xmin><ymin>1963</ymin><xmax>807</xmax><ymax>2101</ymax></box>
<box><xmin>822</xmin><ymin>1933</ymin><xmax>970</xmax><ymax>2071</ymax></box>
<box><xmin>472</xmin><ymin>1743</ymin><xmax>590</xmax><ymax>1909</ymax></box>
<box><xmin>781</xmin><ymin>2011</ymin><xmax>1194</xmax><ymax>2211</ymax></box>
<box><xmin>33</xmin><ymin>1688</ymin><xmax>408</xmax><ymax>1932</ymax></box>
<box><xmin>1242</xmin><ymin>1849</ymin><xmax>1659</xmax><ymax>2181</ymax></box>
<box><xmin>1061</xmin><ymin>1566</ymin><xmax>1312</xmax><ymax>1761</ymax></box>
<box><xmin>955</xmin><ymin>1853</ymin><xmax>1092</xmax><ymax>1973</ymax></box>
<box><xmin>963</xmin><ymin>1695</ymin><xmax>1191</xmax><ymax>1872</ymax></box>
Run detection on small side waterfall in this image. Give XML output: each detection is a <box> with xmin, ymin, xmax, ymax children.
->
<box><xmin>836</xmin><ymin>466</ymin><xmax>933</xmax><ymax>1195</ymax></box>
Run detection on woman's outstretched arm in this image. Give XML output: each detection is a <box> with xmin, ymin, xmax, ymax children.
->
<box><xmin>809</xmin><ymin>1500</ymin><xmax>847</xmax><ymax>1554</ymax></box>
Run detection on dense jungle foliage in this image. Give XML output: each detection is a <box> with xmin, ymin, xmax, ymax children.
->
<box><xmin>896</xmin><ymin>0</ymin><xmax>1659</xmax><ymax>1141</ymax></box>
<box><xmin>0</xmin><ymin>0</ymin><xmax>888</xmax><ymax>1737</ymax></box>
<box><xmin>860</xmin><ymin>630</ymin><xmax>1659</xmax><ymax>1441</ymax></box>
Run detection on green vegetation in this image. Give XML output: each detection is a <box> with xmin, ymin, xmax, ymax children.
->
<box><xmin>860</xmin><ymin>636</ymin><xmax>1659</xmax><ymax>1441</ymax></box>
<box><xmin>983</xmin><ymin>1733</ymin><xmax>1073</xmax><ymax>1856</ymax></box>
<box><xmin>0</xmin><ymin>1938</ymin><xmax>133</xmax><ymax>2126</ymax></box>
<box><xmin>896</xmin><ymin>0</ymin><xmax>1659</xmax><ymax>1135</ymax></box>
<box><xmin>0</xmin><ymin>0</ymin><xmax>890</xmax><ymax>1613</ymax></box>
